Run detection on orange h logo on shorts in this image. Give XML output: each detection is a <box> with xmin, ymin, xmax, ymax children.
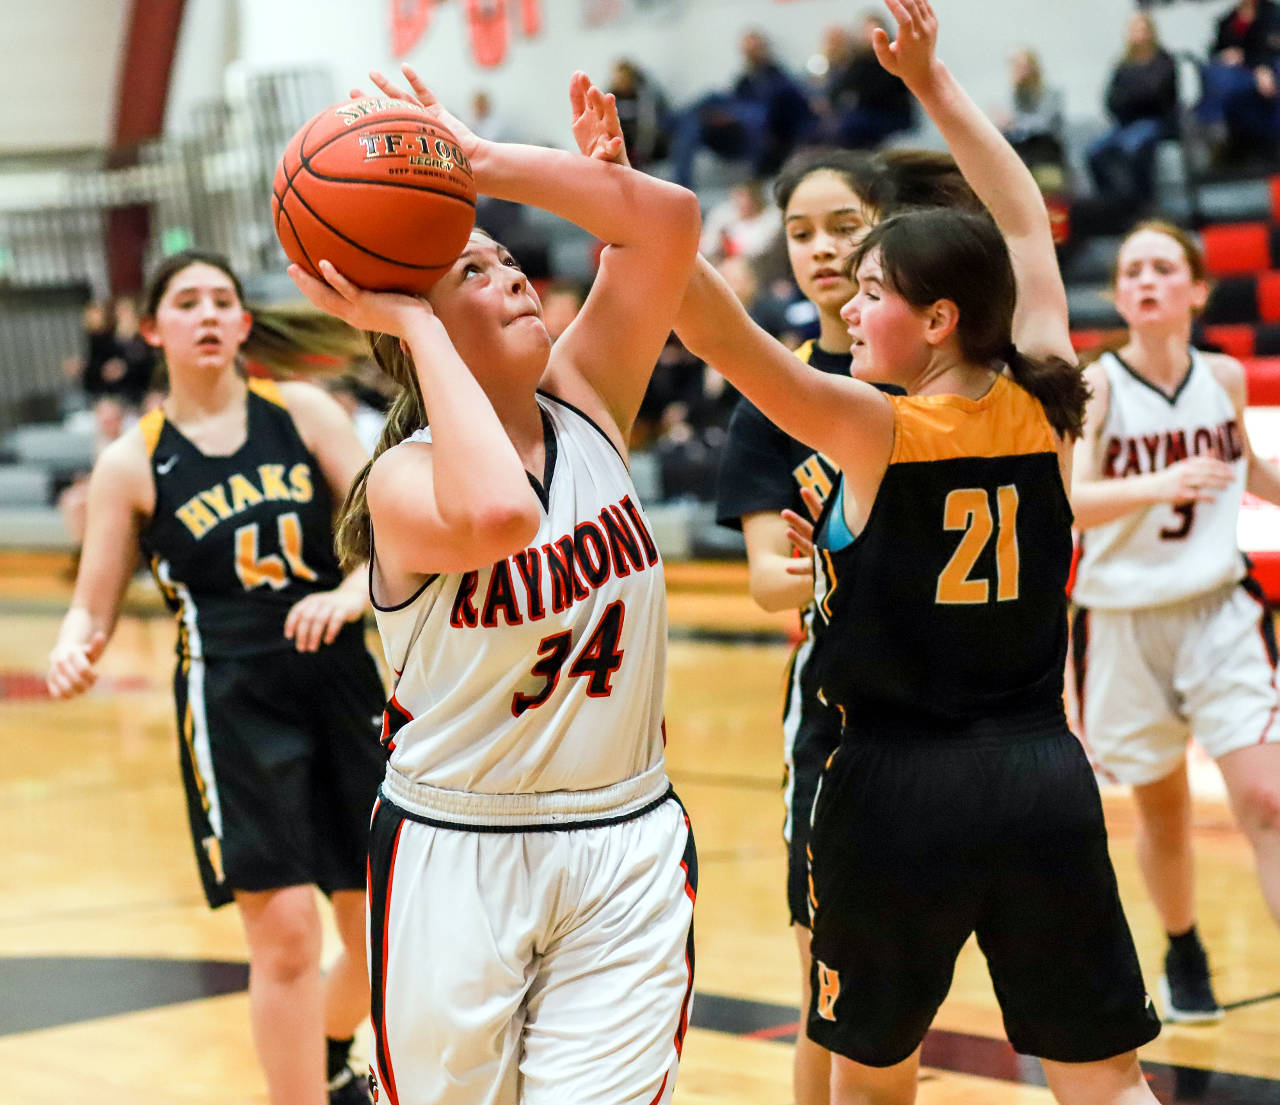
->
<box><xmin>815</xmin><ymin>961</ymin><xmax>841</xmax><ymax>1021</ymax></box>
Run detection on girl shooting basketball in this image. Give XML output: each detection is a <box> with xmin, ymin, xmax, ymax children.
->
<box><xmin>289</xmin><ymin>69</ymin><xmax>701</xmax><ymax>1105</ymax></box>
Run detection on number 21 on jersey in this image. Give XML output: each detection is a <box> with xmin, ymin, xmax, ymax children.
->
<box><xmin>936</xmin><ymin>485</ymin><xmax>1020</xmax><ymax>604</ymax></box>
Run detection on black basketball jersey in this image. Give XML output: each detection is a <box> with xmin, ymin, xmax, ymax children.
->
<box><xmin>715</xmin><ymin>340</ymin><xmax>847</xmax><ymax>533</ymax></box>
<box><xmin>812</xmin><ymin>375</ymin><xmax>1073</xmax><ymax>735</ymax></box>
<box><xmin>139</xmin><ymin>379</ymin><xmax>346</xmax><ymax>660</ymax></box>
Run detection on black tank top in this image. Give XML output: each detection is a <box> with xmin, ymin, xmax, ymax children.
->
<box><xmin>138</xmin><ymin>379</ymin><xmax>345</xmax><ymax>659</ymax></box>
<box><xmin>811</xmin><ymin>376</ymin><xmax>1073</xmax><ymax>736</ymax></box>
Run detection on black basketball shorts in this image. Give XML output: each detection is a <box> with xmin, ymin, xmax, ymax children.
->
<box><xmin>172</xmin><ymin>626</ymin><xmax>387</xmax><ymax>908</ymax></box>
<box><xmin>806</xmin><ymin>723</ymin><xmax>1161</xmax><ymax>1066</ymax></box>
<box><xmin>786</xmin><ymin>704</ymin><xmax>840</xmax><ymax>928</ymax></box>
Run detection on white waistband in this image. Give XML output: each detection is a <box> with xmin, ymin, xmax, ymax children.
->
<box><xmin>380</xmin><ymin>759</ymin><xmax>670</xmax><ymax>827</ymax></box>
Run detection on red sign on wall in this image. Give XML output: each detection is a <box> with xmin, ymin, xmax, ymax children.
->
<box><xmin>390</xmin><ymin>0</ymin><xmax>435</xmax><ymax>58</ymax></box>
<box><xmin>520</xmin><ymin>0</ymin><xmax>543</xmax><ymax>36</ymax></box>
<box><xmin>467</xmin><ymin>0</ymin><xmax>510</xmax><ymax>67</ymax></box>
<box><xmin>390</xmin><ymin>0</ymin><xmax>537</xmax><ymax>67</ymax></box>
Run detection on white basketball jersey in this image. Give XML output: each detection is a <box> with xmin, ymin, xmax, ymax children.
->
<box><xmin>1073</xmin><ymin>349</ymin><xmax>1248</xmax><ymax>610</ymax></box>
<box><xmin>373</xmin><ymin>393</ymin><xmax>668</xmax><ymax>795</ymax></box>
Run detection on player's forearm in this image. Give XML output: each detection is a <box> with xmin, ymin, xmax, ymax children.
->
<box><xmin>748</xmin><ymin>555</ymin><xmax>815</xmax><ymax>613</ymax></box>
<box><xmin>401</xmin><ymin>315</ymin><xmax>532</xmax><ymax>520</ymax></box>
<box><xmin>54</xmin><ymin>605</ymin><xmax>111</xmax><ymax>650</ymax></box>
<box><xmin>1071</xmin><ymin>476</ymin><xmax>1165</xmax><ymax>530</ymax></box>
<box><xmin>336</xmin><ymin>564</ymin><xmax>371</xmax><ymax>609</ymax></box>
<box><xmin>907</xmin><ymin>60</ymin><xmax>1050</xmax><ymax>243</ymax></box>
<box><xmin>471</xmin><ymin>141</ymin><xmax>700</xmax><ymax>251</ymax></box>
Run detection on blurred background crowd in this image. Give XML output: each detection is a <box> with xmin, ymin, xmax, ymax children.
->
<box><xmin>8</xmin><ymin>0</ymin><xmax>1280</xmax><ymax>559</ymax></box>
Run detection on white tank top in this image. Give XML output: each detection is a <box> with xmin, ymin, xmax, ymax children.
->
<box><xmin>1073</xmin><ymin>349</ymin><xmax>1247</xmax><ymax>610</ymax></box>
<box><xmin>372</xmin><ymin>393</ymin><xmax>668</xmax><ymax>796</ymax></box>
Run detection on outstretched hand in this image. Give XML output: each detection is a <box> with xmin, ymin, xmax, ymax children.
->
<box><xmin>569</xmin><ymin>70</ymin><xmax>630</xmax><ymax>167</ymax></box>
<box><xmin>351</xmin><ymin>64</ymin><xmax>482</xmax><ymax>160</ymax></box>
<box><xmin>871</xmin><ymin>0</ymin><xmax>940</xmax><ymax>89</ymax></box>
<box><xmin>288</xmin><ymin>261</ymin><xmax>435</xmax><ymax>339</ymax></box>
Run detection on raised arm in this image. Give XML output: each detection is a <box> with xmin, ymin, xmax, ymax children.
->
<box><xmin>874</xmin><ymin>0</ymin><xmax>1072</xmax><ymax>364</ymax></box>
<box><xmin>675</xmin><ymin>257</ymin><xmax>894</xmax><ymax>491</ymax></box>
<box><xmin>370</xmin><ymin>67</ymin><xmax>701</xmax><ymax>450</ymax></box>
<box><xmin>289</xmin><ymin>262</ymin><xmax>540</xmax><ymax>577</ymax></box>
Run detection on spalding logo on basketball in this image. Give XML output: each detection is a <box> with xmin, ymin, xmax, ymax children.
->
<box><xmin>272</xmin><ymin>98</ymin><xmax>477</xmax><ymax>295</ymax></box>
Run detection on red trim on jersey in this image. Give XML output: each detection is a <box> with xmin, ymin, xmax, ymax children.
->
<box><xmin>373</xmin><ymin>819</ymin><xmax>405</xmax><ymax>1105</ymax></box>
<box><xmin>674</xmin><ymin>810</ymin><xmax>697</xmax><ymax>1058</ymax></box>
<box><xmin>1239</xmin><ymin>576</ymin><xmax>1280</xmax><ymax>745</ymax></box>
<box><xmin>646</xmin><ymin>1072</ymin><xmax>669</xmax><ymax>1105</ymax></box>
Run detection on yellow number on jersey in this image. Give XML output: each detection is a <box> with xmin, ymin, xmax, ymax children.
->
<box><xmin>935</xmin><ymin>485</ymin><xmax>1020</xmax><ymax>605</ymax></box>
<box><xmin>234</xmin><ymin>511</ymin><xmax>317</xmax><ymax>591</ymax></box>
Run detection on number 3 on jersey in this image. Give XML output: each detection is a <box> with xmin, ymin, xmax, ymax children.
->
<box><xmin>936</xmin><ymin>486</ymin><xmax>1020</xmax><ymax>604</ymax></box>
<box><xmin>234</xmin><ymin>511</ymin><xmax>318</xmax><ymax>590</ymax></box>
<box><xmin>512</xmin><ymin>600</ymin><xmax>626</xmax><ymax>716</ymax></box>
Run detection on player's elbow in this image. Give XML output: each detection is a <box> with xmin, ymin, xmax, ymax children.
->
<box><xmin>455</xmin><ymin>498</ymin><xmax>542</xmax><ymax>563</ymax></box>
<box><xmin>642</xmin><ymin>181</ymin><xmax>701</xmax><ymax>259</ymax></box>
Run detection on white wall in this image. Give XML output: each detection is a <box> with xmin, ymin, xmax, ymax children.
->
<box><xmin>0</xmin><ymin>0</ymin><xmax>1235</xmax><ymax>156</ymax></box>
<box><xmin>0</xmin><ymin>0</ymin><xmax>130</xmax><ymax>154</ymax></box>
<box><xmin>226</xmin><ymin>0</ymin><xmax>1224</xmax><ymax>147</ymax></box>
<box><xmin>165</xmin><ymin>0</ymin><xmax>240</xmax><ymax>135</ymax></box>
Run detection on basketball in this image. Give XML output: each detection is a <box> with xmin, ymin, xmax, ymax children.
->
<box><xmin>272</xmin><ymin>98</ymin><xmax>477</xmax><ymax>295</ymax></box>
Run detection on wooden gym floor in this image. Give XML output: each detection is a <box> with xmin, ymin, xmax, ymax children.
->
<box><xmin>1</xmin><ymin>553</ymin><xmax>1277</xmax><ymax>1104</ymax></box>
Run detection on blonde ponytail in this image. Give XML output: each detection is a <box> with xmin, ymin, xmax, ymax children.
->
<box><xmin>242</xmin><ymin>304</ymin><xmax>369</xmax><ymax>378</ymax></box>
<box><xmin>334</xmin><ymin>332</ymin><xmax>428</xmax><ymax>570</ymax></box>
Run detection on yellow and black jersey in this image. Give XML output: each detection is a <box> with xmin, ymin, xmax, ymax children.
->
<box><xmin>812</xmin><ymin>374</ymin><xmax>1073</xmax><ymax>735</ymax></box>
<box><xmin>138</xmin><ymin>379</ymin><xmax>346</xmax><ymax>660</ymax></box>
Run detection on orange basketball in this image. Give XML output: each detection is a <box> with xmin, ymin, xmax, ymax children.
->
<box><xmin>272</xmin><ymin>98</ymin><xmax>477</xmax><ymax>295</ymax></box>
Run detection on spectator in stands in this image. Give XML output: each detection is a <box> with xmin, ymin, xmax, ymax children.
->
<box><xmin>468</xmin><ymin>89</ymin><xmax>512</xmax><ymax>143</ymax></box>
<box><xmin>812</xmin><ymin>11</ymin><xmax>915</xmax><ymax>149</ymax></box>
<box><xmin>699</xmin><ymin>180</ymin><xmax>782</xmax><ymax>264</ymax></box>
<box><xmin>78</xmin><ymin>297</ymin><xmax>156</xmax><ymax>412</ymax></box>
<box><xmin>56</xmin><ymin>394</ymin><xmax>129</xmax><ymax>571</ymax></box>
<box><xmin>608</xmin><ymin>58</ymin><xmax>671</xmax><ymax>170</ymax></box>
<box><xmin>1085</xmin><ymin>10</ymin><xmax>1179</xmax><ymax>212</ymax></box>
<box><xmin>668</xmin><ymin>28</ymin><xmax>814</xmax><ymax>189</ymax></box>
<box><xmin>996</xmin><ymin>47</ymin><xmax>1067</xmax><ymax>188</ymax></box>
<box><xmin>1198</xmin><ymin>0</ymin><xmax>1280</xmax><ymax>162</ymax></box>
<box><xmin>327</xmin><ymin>371</ymin><xmax>389</xmax><ymax>454</ymax></box>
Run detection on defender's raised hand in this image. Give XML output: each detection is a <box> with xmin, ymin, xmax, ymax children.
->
<box><xmin>569</xmin><ymin>70</ymin><xmax>630</xmax><ymax>167</ymax></box>
<box><xmin>872</xmin><ymin>0</ymin><xmax>940</xmax><ymax>89</ymax></box>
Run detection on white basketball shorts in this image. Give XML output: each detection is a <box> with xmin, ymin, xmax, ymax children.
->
<box><xmin>1073</xmin><ymin>579</ymin><xmax>1280</xmax><ymax>785</ymax></box>
<box><xmin>366</xmin><ymin>788</ymin><xmax>696</xmax><ymax>1105</ymax></box>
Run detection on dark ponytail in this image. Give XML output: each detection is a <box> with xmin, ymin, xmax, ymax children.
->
<box><xmin>1004</xmin><ymin>344</ymin><xmax>1089</xmax><ymax>441</ymax></box>
<box><xmin>850</xmin><ymin>208</ymin><xmax>1089</xmax><ymax>440</ymax></box>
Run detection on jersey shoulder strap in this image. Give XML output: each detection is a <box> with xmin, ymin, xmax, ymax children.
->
<box><xmin>138</xmin><ymin>408</ymin><xmax>166</xmax><ymax>458</ymax></box>
<box><xmin>247</xmin><ymin>376</ymin><xmax>286</xmax><ymax>407</ymax></box>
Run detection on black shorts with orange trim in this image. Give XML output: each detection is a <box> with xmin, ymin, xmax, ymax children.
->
<box><xmin>786</xmin><ymin>705</ymin><xmax>840</xmax><ymax>928</ymax></box>
<box><xmin>806</xmin><ymin>722</ymin><xmax>1160</xmax><ymax>1066</ymax></box>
